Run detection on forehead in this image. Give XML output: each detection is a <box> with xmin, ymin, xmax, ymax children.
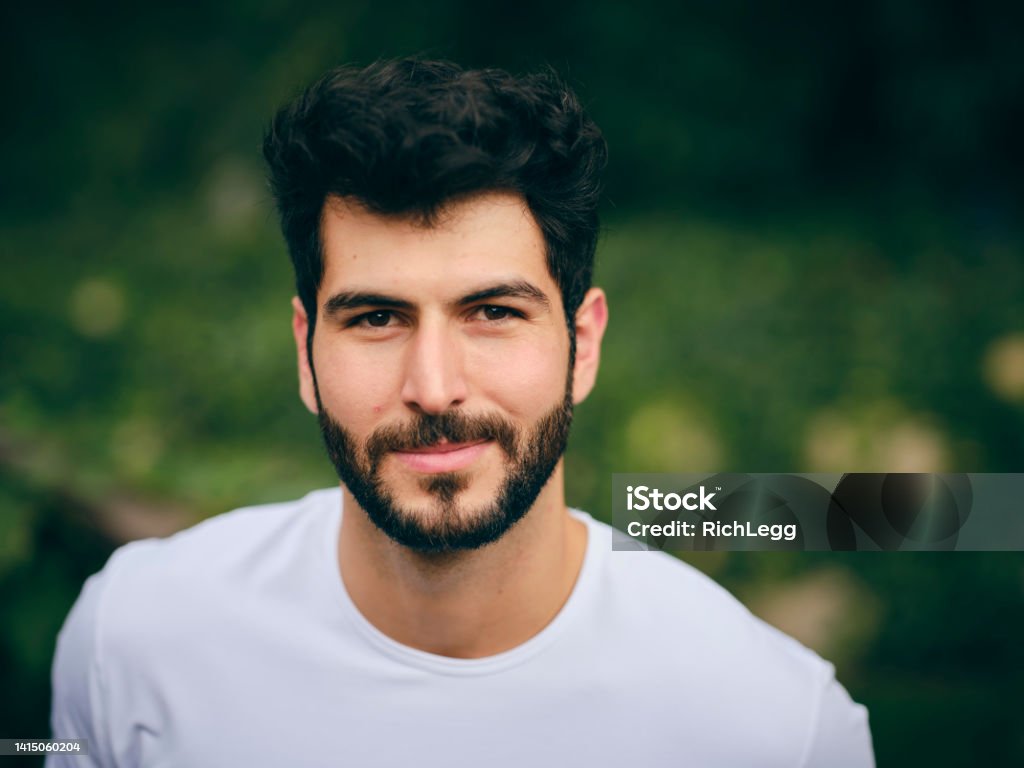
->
<box><xmin>318</xmin><ymin>192</ymin><xmax>555</xmax><ymax>302</ymax></box>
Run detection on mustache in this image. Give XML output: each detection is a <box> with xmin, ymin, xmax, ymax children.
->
<box><xmin>365</xmin><ymin>411</ymin><xmax>519</xmax><ymax>466</ymax></box>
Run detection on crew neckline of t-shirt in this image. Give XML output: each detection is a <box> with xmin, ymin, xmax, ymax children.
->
<box><xmin>319</xmin><ymin>487</ymin><xmax>604</xmax><ymax>676</ymax></box>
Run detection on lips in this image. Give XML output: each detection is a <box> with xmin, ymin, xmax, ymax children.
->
<box><xmin>391</xmin><ymin>440</ymin><xmax>491</xmax><ymax>473</ymax></box>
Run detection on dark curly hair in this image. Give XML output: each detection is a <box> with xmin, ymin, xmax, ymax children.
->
<box><xmin>263</xmin><ymin>58</ymin><xmax>607</xmax><ymax>353</ymax></box>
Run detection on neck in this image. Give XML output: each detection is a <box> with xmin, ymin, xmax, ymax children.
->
<box><xmin>337</xmin><ymin>462</ymin><xmax>588</xmax><ymax>658</ymax></box>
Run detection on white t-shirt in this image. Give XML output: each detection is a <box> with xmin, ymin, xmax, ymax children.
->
<box><xmin>49</xmin><ymin>488</ymin><xmax>874</xmax><ymax>767</ymax></box>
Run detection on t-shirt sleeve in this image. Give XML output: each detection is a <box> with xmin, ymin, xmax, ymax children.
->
<box><xmin>801</xmin><ymin>674</ymin><xmax>875</xmax><ymax>768</ymax></box>
<box><xmin>46</xmin><ymin>571</ymin><xmax>114</xmax><ymax>768</ymax></box>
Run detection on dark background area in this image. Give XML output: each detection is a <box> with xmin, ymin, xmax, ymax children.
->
<box><xmin>2</xmin><ymin>1</ymin><xmax>1023</xmax><ymax>764</ymax></box>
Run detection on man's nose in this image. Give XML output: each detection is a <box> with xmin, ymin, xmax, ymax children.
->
<box><xmin>400</xmin><ymin>320</ymin><xmax>468</xmax><ymax>414</ymax></box>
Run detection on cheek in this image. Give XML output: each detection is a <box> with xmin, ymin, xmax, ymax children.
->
<box><xmin>472</xmin><ymin>336</ymin><xmax>569</xmax><ymax>413</ymax></box>
<box><xmin>312</xmin><ymin>343</ymin><xmax>403</xmax><ymax>421</ymax></box>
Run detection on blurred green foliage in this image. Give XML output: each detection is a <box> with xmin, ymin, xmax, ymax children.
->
<box><xmin>2</xmin><ymin>1</ymin><xmax>1023</xmax><ymax>765</ymax></box>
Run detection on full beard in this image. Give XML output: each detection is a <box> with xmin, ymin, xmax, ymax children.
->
<box><xmin>315</xmin><ymin>388</ymin><xmax>574</xmax><ymax>554</ymax></box>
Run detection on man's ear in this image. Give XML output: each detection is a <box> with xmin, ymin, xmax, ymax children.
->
<box><xmin>571</xmin><ymin>287</ymin><xmax>608</xmax><ymax>405</ymax></box>
<box><xmin>291</xmin><ymin>296</ymin><xmax>319</xmax><ymax>415</ymax></box>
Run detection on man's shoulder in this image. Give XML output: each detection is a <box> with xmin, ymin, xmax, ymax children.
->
<box><xmin>576</xmin><ymin>514</ymin><xmax>866</xmax><ymax>763</ymax></box>
<box><xmin>580</xmin><ymin>512</ymin><xmax>761</xmax><ymax>621</ymax></box>
<box><xmin>104</xmin><ymin>486</ymin><xmax>339</xmax><ymax>580</ymax></box>
<box><xmin>579</xmin><ymin>513</ymin><xmax>835</xmax><ymax>687</ymax></box>
<box><xmin>80</xmin><ymin>488</ymin><xmax>340</xmax><ymax>649</ymax></box>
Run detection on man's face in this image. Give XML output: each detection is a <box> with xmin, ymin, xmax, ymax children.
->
<box><xmin>297</xmin><ymin>193</ymin><xmax>582</xmax><ymax>553</ymax></box>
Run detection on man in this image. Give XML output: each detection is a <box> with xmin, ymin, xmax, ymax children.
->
<box><xmin>49</xmin><ymin>59</ymin><xmax>874</xmax><ymax>766</ymax></box>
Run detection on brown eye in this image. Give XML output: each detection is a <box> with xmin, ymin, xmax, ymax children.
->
<box><xmin>365</xmin><ymin>311</ymin><xmax>391</xmax><ymax>327</ymax></box>
<box><xmin>482</xmin><ymin>306</ymin><xmax>512</xmax><ymax>320</ymax></box>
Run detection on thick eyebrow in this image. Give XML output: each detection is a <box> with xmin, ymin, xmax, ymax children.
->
<box><xmin>322</xmin><ymin>292</ymin><xmax>415</xmax><ymax>317</ymax></box>
<box><xmin>456</xmin><ymin>281</ymin><xmax>551</xmax><ymax>310</ymax></box>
